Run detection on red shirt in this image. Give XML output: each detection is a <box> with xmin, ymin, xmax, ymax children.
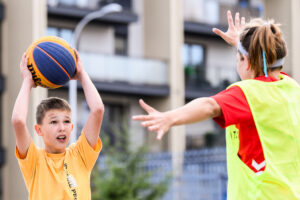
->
<box><xmin>211</xmin><ymin>74</ymin><xmax>287</xmax><ymax>173</ymax></box>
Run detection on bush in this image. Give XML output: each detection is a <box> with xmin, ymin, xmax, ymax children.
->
<box><xmin>91</xmin><ymin>123</ymin><xmax>171</xmax><ymax>200</ymax></box>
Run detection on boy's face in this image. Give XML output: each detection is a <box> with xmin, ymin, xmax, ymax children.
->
<box><xmin>35</xmin><ymin>109</ymin><xmax>73</xmax><ymax>154</ymax></box>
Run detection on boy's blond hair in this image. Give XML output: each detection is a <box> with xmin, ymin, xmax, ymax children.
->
<box><xmin>36</xmin><ymin>97</ymin><xmax>71</xmax><ymax>124</ymax></box>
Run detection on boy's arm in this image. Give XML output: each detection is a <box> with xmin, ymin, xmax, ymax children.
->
<box><xmin>73</xmin><ymin>50</ymin><xmax>104</xmax><ymax>148</ymax></box>
<box><xmin>11</xmin><ymin>54</ymin><xmax>35</xmax><ymax>157</ymax></box>
<box><xmin>132</xmin><ymin>98</ymin><xmax>221</xmax><ymax>140</ymax></box>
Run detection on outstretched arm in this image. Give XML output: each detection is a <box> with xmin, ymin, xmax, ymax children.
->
<box><xmin>73</xmin><ymin>50</ymin><xmax>104</xmax><ymax>148</ymax></box>
<box><xmin>11</xmin><ymin>54</ymin><xmax>36</xmax><ymax>157</ymax></box>
<box><xmin>212</xmin><ymin>10</ymin><xmax>245</xmax><ymax>47</ymax></box>
<box><xmin>132</xmin><ymin>98</ymin><xmax>221</xmax><ymax>140</ymax></box>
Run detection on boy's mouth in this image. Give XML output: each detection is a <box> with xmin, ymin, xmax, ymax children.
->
<box><xmin>56</xmin><ymin>135</ymin><xmax>67</xmax><ymax>142</ymax></box>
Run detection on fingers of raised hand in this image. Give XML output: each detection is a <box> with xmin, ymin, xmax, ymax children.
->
<box><xmin>212</xmin><ymin>28</ymin><xmax>225</xmax><ymax>38</ymax></box>
<box><xmin>227</xmin><ymin>10</ymin><xmax>234</xmax><ymax>28</ymax></box>
<box><xmin>235</xmin><ymin>12</ymin><xmax>240</xmax><ymax>29</ymax></box>
<box><xmin>241</xmin><ymin>17</ymin><xmax>246</xmax><ymax>27</ymax></box>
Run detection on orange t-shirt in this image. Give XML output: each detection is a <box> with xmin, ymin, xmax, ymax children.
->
<box><xmin>16</xmin><ymin>132</ymin><xmax>102</xmax><ymax>200</ymax></box>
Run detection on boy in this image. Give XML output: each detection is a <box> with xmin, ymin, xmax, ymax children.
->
<box><xmin>11</xmin><ymin>51</ymin><xmax>104</xmax><ymax>200</ymax></box>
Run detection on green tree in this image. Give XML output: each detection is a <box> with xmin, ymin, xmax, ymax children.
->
<box><xmin>91</xmin><ymin>122</ymin><xmax>171</xmax><ymax>200</ymax></box>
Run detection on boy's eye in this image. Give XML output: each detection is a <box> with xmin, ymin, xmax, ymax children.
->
<box><xmin>50</xmin><ymin>121</ymin><xmax>57</xmax><ymax>124</ymax></box>
<box><xmin>64</xmin><ymin>120</ymin><xmax>71</xmax><ymax>124</ymax></box>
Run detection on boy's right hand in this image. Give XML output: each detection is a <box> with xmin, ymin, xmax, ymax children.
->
<box><xmin>20</xmin><ymin>53</ymin><xmax>35</xmax><ymax>88</ymax></box>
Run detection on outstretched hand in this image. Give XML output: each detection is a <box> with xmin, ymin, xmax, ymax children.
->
<box><xmin>132</xmin><ymin>99</ymin><xmax>173</xmax><ymax>140</ymax></box>
<box><xmin>212</xmin><ymin>10</ymin><xmax>245</xmax><ymax>47</ymax></box>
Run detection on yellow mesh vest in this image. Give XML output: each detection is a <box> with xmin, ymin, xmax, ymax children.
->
<box><xmin>226</xmin><ymin>75</ymin><xmax>300</xmax><ymax>200</ymax></box>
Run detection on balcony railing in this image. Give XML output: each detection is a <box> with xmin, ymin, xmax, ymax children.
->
<box><xmin>48</xmin><ymin>0</ymin><xmax>132</xmax><ymax>10</ymax></box>
<box><xmin>80</xmin><ymin>52</ymin><xmax>169</xmax><ymax>86</ymax></box>
<box><xmin>184</xmin><ymin>0</ymin><xmax>262</xmax><ymax>25</ymax></box>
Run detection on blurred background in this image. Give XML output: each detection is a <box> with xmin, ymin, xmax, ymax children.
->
<box><xmin>1</xmin><ymin>0</ymin><xmax>300</xmax><ymax>199</ymax></box>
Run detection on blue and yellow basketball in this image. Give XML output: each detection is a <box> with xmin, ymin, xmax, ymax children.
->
<box><xmin>25</xmin><ymin>36</ymin><xmax>77</xmax><ymax>89</ymax></box>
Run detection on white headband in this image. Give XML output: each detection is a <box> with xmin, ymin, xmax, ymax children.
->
<box><xmin>237</xmin><ymin>41</ymin><xmax>284</xmax><ymax>68</ymax></box>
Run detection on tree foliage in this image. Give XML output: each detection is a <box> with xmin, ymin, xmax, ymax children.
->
<box><xmin>91</xmin><ymin>123</ymin><xmax>171</xmax><ymax>200</ymax></box>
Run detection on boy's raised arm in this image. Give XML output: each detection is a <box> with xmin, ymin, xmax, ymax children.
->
<box><xmin>11</xmin><ymin>54</ymin><xmax>35</xmax><ymax>157</ymax></box>
<box><xmin>73</xmin><ymin>50</ymin><xmax>104</xmax><ymax>148</ymax></box>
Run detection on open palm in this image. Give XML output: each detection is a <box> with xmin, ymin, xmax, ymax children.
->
<box><xmin>213</xmin><ymin>11</ymin><xmax>245</xmax><ymax>47</ymax></box>
<box><xmin>132</xmin><ymin>99</ymin><xmax>172</xmax><ymax>140</ymax></box>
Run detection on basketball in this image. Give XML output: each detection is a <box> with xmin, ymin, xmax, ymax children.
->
<box><xmin>25</xmin><ymin>36</ymin><xmax>77</xmax><ymax>89</ymax></box>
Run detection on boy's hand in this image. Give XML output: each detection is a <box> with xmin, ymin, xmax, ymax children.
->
<box><xmin>212</xmin><ymin>10</ymin><xmax>245</xmax><ymax>47</ymax></box>
<box><xmin>132</xmin><ymin>99</ymin><xmax>173</xmax><ymax>140</ymax></box>
<box><xmin>20</xmin><ymin>53</ymin><xmax>35</xmax><ymax>88</ymax></box>
<box><xmin>72</xmin><ymin>49</ymin><xmax>85</xmax><ymax>81</ymax></box>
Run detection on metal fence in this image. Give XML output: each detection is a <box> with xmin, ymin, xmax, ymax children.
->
<box><xmin>145</xmin><ymin>148</ymin><xmax>227</xmax><ymax>200</ymax></box>
<box><xmin>97</xmin><ymin>147</ymin><xmax>227</xmax><ymax>200</ymax></box>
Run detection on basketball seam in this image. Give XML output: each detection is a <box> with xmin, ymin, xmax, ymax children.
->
<box><xmin>35</xmin><ymin>45</ymin><xmax>72</xmax><ymax>79</ymax></box>
<box><xmin>31</xmin><ymin>47</ymin><xmax>61</xmax><ymax>88</ymax></box>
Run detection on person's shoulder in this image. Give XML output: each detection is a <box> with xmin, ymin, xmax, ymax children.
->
<box><xmin>212</xmin><ymin>85</ymin><xmax>243</xmax><ymax>99</ymax></box>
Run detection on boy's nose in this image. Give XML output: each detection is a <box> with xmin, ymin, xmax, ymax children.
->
<box><xmin>58</xmin><ymin>123</ymin><xmax>65</xmax><ymax>131</ymax></box>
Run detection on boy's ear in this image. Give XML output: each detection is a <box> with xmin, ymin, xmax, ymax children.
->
<box><xmin>34</xmin><ymin>124</ymin><xmax>43</xmax><ymax>136</ymax></box>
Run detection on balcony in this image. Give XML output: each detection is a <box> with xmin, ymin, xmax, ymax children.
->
<box><xmin>79</xmin><ymin>52</ymin><xmax>169</xmax><ymax>96</ymax></box>
<box><xmin>48</xmin><ymin>0</ymin><xmax>131</xmax><ymax>10</ymax></box>
<box><xmin>184</xmin><ymin>0</ymin><xmax>262</xmax><ymax>37</ymax></box>
<box><xmin>47</xmin><ymin>0</ymin><xmax>137</xmax><ymax>25</ymax></box>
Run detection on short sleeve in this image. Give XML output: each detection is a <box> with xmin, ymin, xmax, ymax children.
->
<box><xmin>16</xmin><ymin>140</ymin><xmax>38</xmax><ymax>182</ymax></box>
<box><xmin>72</xmin><ymin>131</ymin><xmax>102</xmax><ymax>171</ymax></box>
<box><xmin>211</xmin><ymin>86</ymin><xmax>252</xmax><ymax>128</ymax></box>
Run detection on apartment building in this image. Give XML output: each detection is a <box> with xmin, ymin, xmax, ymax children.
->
<box><xmin>1</xmin><ymin>0</ymin><xmax>300</xmax><ymax>199</ymax></box>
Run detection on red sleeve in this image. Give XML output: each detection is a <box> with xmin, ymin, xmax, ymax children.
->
<box><xmin>280</xmin><ymin>71</ymin><xmax>291</xmax><ymax>77</ymax></box>
<box><xmin>211</xmin><ymin>86</ymin><xmax>252</xmax><ymax>128</ymax></box>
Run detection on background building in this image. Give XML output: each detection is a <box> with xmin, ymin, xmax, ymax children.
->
<box><xmin>1</xmin><ymin>0</ymin><xmax>300</xmax><ymax>199</ymax></box>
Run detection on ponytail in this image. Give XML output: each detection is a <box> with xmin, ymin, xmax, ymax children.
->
<box><xmin>239</xmin><ymin>19</ymin><xmax>287</xmax><ymax>77</ymax></box>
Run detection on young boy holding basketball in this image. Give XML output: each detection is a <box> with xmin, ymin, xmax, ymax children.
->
<box><xmin>11</xmin><ymin>51</ymin><xmax>104</xmax><ymax>200</ymax></box>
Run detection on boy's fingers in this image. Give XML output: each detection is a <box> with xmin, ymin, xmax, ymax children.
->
<box><xmin>139</xmin><ymin>99</ymin><xmax>156</xmax><ymax>113</ymax></box>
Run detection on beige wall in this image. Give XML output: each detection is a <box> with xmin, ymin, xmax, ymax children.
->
<box><xmin>80</xmin><ymin>25</ymin><xmax>115</xmax><ymax>54</ymax></box>
<box><xmin>1</xmin><ymin>0</ymin><xmax>47</xmax><ymax>199</ymax></box>
<box><xmin>144</xmin><ymin>0</ymin><xmax>185</xmax><ymax>199</ymax></box>
<box><xmin>264</xmin><ymin>0</ymin><xmax>300</xmax><ymax>82</ymax></box>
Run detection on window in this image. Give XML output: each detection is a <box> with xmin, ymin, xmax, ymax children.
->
<box><xmin>102</xmin><ymin>103</ymin><xmax>128</xmax><ymax>145</ymax></box>
<box><xmin>115</xmin><ymin>34</ymin><xmax>127</xmax><ymax>55</ymax></box>
<box><xmin>182</xmin><ymin>43</ymin><xmax>208</xmax><ymax>87</ymax></box>
<box><xmin>47</xmin><ymin>27</ymin><xmax>74</xmax><ymax>46</ymax></box>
